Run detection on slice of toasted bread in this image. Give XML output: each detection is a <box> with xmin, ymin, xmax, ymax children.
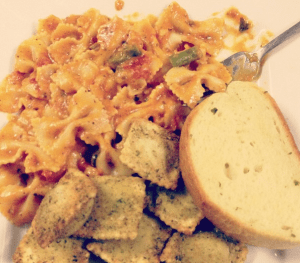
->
<box><xmin>180</xmin><ymin>81</ymin><xmax>300</xmax><ymax>249</ymax></box>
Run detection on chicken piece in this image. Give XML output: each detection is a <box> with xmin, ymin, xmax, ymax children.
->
<box><xmin>32</xmin><ymin>168</ymin><xmax>97</xmax><ymax>248</ymax></box>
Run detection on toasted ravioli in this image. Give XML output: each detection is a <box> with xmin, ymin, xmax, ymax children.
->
<box><xmin>154</xmin><ymin>180</ymin><xmax>204</xmax><ymax>235</ymax></box>
<box><xmin>32</xmin><ymin>169</ymin><xmax>97</xmax><ymax>248</ymax></box>
<box><xmin>13</xmin><ymin>227</ymin><xmax>90</xmax><ymax>263</ymax></box>
<box><xmin>87</xmin><ymin>214</ymin><xmax>172</xmax><ymax>263</ymax></box>
<box><xmin>74</xmin><ymin>175</ymin><xmax>146</xmax><ymax>240</ymax></box>
<box><xmin>120</xmin><ymin>119</ymin><xmax>180</xmax><ymax>189</ymax></box>
<box><xmin>160</xmin><ymin>232</ymin><xmax>248</xmax><ymax>263</ymax></box>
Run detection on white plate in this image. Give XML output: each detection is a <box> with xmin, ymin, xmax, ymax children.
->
<box><xmin>0</xmin><ymin>0</ymin><xmax>299</xmax><ymax>262</ymax></box>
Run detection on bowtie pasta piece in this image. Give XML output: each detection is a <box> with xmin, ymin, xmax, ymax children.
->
<box><xmin>164</xmin><ymin>62</ymin><xmax>231</xmax><ymax>108</ymax></box>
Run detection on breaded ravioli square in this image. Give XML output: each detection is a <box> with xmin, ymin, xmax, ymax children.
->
<box><xmin>74</xmin><ymin>175</ymin><xmax>146</xmax><ymax>240</ymax></box>
<box><xmin>13</xmin><ymin>227</ymin><xmax>90</xmax><ymax>263</ymax></box>
<box><xmin>32</xmin><ymin>169</ymin><xmax>97</xmax><ymax>248</ymax></box>
<box><xmin>154</xmin><ymin>180</ymin><xmax>204</xmax><ymax>235</ymax></box>
<box><xmin>160</xmin><ymin>232</ymin><xmax>248</xmax><ymax>263</ymax></box>
<box><xmin>87</xmin><ymin>214</ymin><xmax>172</xmax><ymax>263</ymax></box>
<box><xmin>120</xmin><ymin>119</ymin><xmax>180</xmax><ymax>190</ymax></box>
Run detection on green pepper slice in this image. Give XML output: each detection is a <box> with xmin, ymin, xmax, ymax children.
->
<box><xmin>169</xmin><ymin>46</ymin><xmax>200</xmax><ymax>67</ymax></box>
<box><xmin>108</xmin><ymin>44</ymin><xmax>142</xmax><ymax>67</ymax></box>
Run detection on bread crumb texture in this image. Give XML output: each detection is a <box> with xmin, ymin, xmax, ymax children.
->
<box><xmin>13</xmin><ymin>227</ymin><xmax>90</xmax><ymax>263</ymax></box>
<box><xmin>153</xmin><ymin>180</ymin><xmax>204</xmax><ymax>235</ymax></box>
<box><xmin>73</xmin><ymin>175</ymin><xmax>146</xmax><ymax>240</ymax></box>
<box><xmin>120</xmin><ymin>119</ymin><xmax>180</xmax><ymax>189</ymax></box>
<box><xmin>32</xmin><ymin>169</ymin><xmax>97</xmax><ymax>248</ymax></box>
<box><xmin>160</xmin><ymin>231</ymin><xmax>248</xmax><ymax>263</ymax></box>
<box><xmin>87</xmin><ymin>214</ymin><xmax>172</xmax><ymax>263</ymax></box>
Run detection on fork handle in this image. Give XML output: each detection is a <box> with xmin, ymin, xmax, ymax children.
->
<box><xmin>259</xmin><ymin>21</ymin><xmax>300</xmax><ymax>60</ymax></box>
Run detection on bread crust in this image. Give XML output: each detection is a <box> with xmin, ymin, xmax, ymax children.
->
<box><xmin>179</xmin><ymin>81</ymin><xmax>300</xmax><ymax>249</ymax></box>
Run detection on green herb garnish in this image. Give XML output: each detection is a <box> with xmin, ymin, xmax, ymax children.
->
<box><xmin>211</xmin><ymin>108</ymin><xmax>218</xmax><ymax>114</ymax></box>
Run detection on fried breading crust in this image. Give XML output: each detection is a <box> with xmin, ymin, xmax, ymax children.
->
<box><xmin>32</xmin><ymin>169</ymin><xmax>97</xmax><ymax>248</ymax></box>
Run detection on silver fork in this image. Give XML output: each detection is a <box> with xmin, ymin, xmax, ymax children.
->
<box><xmin>222</xmin><ymin>21</ymin><xmax>300</xmax><ymax>81</ymax></box>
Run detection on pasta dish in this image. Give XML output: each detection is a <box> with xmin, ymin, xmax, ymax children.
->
<box><xmin>0</xmin><ymin>2</ymin><xmax>269</xmax><ymax>262</ymax></box>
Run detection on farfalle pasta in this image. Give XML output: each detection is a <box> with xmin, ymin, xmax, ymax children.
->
<box><xmin>0</xmin><ymin>2</ymin><xmax>259</xmax><ymax>226</ymax></box>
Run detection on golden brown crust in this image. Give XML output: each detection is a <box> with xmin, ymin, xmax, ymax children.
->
<box><xmin>160</xmin><ymin>231</ymin><xmax>248</xmax><ymax>263</ymax></box>
<box><xmin>120</xmin><ymin>119</ymin><xmax>180</xmax><ymax>190</ymax></box>
<box><xmin>86</xmin><ymin>214</ymin><xmax>171</xmax><ymax>263</ymax></box>
<box><xmin>179</xmin><ymin>81</ymin><xmax>300</xmax><ymax>249</ymax></box>
<box><xmin>73</xmin><ymin>175</ymin><xmax>146</xmax><ymax>240</ymax></box>
<box><xmin>13</xmin><ymin>227</ymin><xmax>90</xmax><ymax>263</ymax></box>
<box><xmin>32</xmin><ymin>169</ymin><xmax>97</xmax><ymax>248</ymax></box>
<box><xmin>153</xmin><ymin>181</ymin><xmax>204</xmax><ymax>235</ymax></box>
